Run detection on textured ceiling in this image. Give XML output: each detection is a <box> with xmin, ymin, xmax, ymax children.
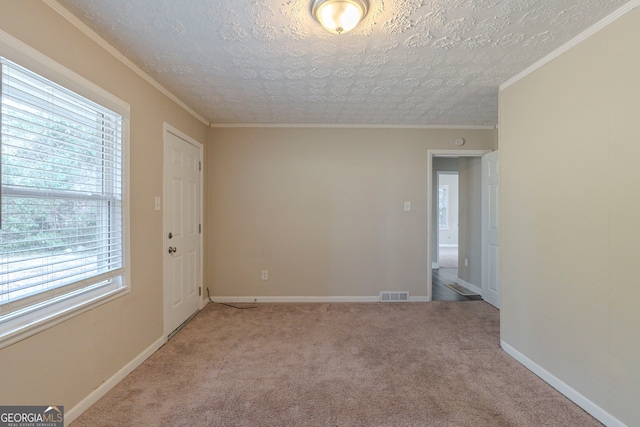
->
<box><xmin>55</xmin><ymin>0</ymin><xmax>629</xmax><ymax>126</ymax></box>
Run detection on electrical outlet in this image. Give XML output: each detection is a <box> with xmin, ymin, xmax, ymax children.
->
<box><xmin>261</xmin><ymin>270</ymin><xmax>268</xmax><ymax>281</ymax></box>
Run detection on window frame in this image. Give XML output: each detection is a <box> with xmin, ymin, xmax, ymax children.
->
<box><xmin>0</xmin><ymin>29</ymin><xmax>130</xmax><ymax>350</ymax></box>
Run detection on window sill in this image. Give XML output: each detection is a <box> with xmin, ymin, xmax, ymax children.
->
<box><xmin>0</xmin><ymin>285</ymin><xmax>129</xmax><ymax>350</ymax></box>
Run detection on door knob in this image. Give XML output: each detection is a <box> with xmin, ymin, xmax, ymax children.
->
<box><xmin>168</xmin><ymin>246</ymin><xmax>177</xmax><ymax>254</ymax></box>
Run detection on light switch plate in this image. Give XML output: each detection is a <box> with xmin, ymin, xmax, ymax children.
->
<box><xmin>154</xmin><ymin>197</ymin><xmax>161</xmax><ymax>211</ymax></box>
<box><xmin>403</xmin><ymin>201</ymin><xmax>411</xmax><ymax>212</ymax></box>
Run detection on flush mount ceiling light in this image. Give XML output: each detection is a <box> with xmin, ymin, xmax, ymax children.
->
<box><xmin>310</xmin><ymin>0</ymin><xmax>369</xmax><ymax>34</ymax></box>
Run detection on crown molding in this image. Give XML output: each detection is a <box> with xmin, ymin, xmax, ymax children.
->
<box><xmin>42</xmin><ymin>0</ymin><xmax>209</xmax><ymax>126</ymax></box>
<box><xmin>501</xmin><ymin>0</ymin><xmax>640</xmax><ymax>91</ymax></box>
<box><xmin>210</xmin><ymin>123</ymin><xmax>496</xmax><ymax>130</ymax></box>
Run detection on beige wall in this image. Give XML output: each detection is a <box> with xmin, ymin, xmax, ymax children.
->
<box><xmin>500</xmin><ymin>6</ymin><xmax>640</xmax><ymax>426</ymax></box>
<box><xmin>0</xmin><ymin>0</ymin><xmax>208</xmax><ymax>412</ymax></box>
<box><xmin>207</xmin><ymin>128</ymin><xmax>495</xmax><ymax>299</ymax></box>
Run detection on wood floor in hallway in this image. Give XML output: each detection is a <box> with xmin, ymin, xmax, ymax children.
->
<box><xmin>432</xmin><ymin>267</ymin><xmax>481</xmax><ymax>301</ymax></box>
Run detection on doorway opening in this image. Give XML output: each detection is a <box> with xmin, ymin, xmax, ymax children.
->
<box><xmin>428</xmin><ymin>150</ymin><xmax>490</xmax><ymax>302</ymax></box>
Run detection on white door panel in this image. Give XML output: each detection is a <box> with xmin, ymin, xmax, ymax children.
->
<box><xmin>482</xmin><ymin>151</ymin><xmax>500</xmax><ymax>308</ymax></box>
<box><xmin>165</xmin><ymin>130</ymin><xmax>202</xmax><ymax>336</ymax></box>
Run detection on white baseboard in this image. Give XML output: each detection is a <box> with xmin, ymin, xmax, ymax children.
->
<box><xmin>438</xmin><ymin>244</ymin><xmax>458</xmax><ymax>248</ymax></box>
<box><xmin>455</xmin><ymin>278</ymin><xmax>482</xmax><ymax>295</ymax></box>
<box><xmin>65</xmin><ymin>335</ymin><xmax>166</xmax><ymax>426</ymax></box>
<box><xmin>210</xmin><ymin>296</ymin><xmax>430</xmax><ymax>303</ymax></box>
<box><xmin>501</xmin><ymin>340</ymin><xmax>627</xmax><ymax>427</ymax></box>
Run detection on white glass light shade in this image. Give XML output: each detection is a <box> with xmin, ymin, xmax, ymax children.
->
<box><xmin>310</xmin><ymin>0</ymin><xmax>369</xmax><ymax>34</ymax></box>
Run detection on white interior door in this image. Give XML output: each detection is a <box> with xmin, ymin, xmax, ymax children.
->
<box><xmin>482</xmin><ymin>150</ymin><xmax>500</xmax><ymax>308</ymax></box>
<box><xmin>164</xmin><ymin>129</ymin><xmax>202</xmax><ymax>336</ymax></box>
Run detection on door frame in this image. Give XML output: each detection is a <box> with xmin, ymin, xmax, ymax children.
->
<box><xmin>162</xmin><ymin>123</ymin><xmax>205</xmax><ymax>338</ymax></box>
<box><xmin>427</xmin><ymin>150</ymin><xmax>490</xmax><ymax>301</ymax></box>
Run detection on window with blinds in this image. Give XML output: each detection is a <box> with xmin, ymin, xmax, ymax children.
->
<box><xmin>0</xmin><ymin>57</ymin><xmax>127</xmax><ymax>345</ymax></box>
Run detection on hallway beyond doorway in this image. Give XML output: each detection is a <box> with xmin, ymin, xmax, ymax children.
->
<box><xmin>433</xmin><ymin>245</ymin><xmax>479</xmax><ymax>301</ymax></box>
<box><xmin>438</xmin><ymin>245</ymin><xmax>458</xmax><ymax>268</ymax></box>
<box><xmin>432</xmin><ymin>267</ymin><xmax>480</xmax><ymax>301</ymax></box>
<box><xmin>431</xmin><ymin>268</ymin><xmax>482</xmax><ymax>301</ymax></box>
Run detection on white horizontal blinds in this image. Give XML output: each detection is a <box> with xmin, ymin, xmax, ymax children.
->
<box><xmin>0</xmin><ymin>57</ymin><xmax>123</xmax><ymax>314</ymax></box>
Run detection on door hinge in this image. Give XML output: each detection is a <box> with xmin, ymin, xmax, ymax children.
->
<box><xmin>199</xmin><ymin>287</ymin><xmax>202</xmax><ymax>296</ymax></box>
<box><xmin>199</xmin><ymin>161</ymin><xmax>202</xmax><ymax>171</ymax></box>
<box><xmin>199</xmin><ymin>224</ymin><xmax>201</xmax><ymax>234</ymax></box>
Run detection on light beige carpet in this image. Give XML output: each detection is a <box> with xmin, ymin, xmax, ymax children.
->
<box><xmin>72</xmin><ymin>302</ymin><xmax>601</xmax><ymax>426</ymax></box>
